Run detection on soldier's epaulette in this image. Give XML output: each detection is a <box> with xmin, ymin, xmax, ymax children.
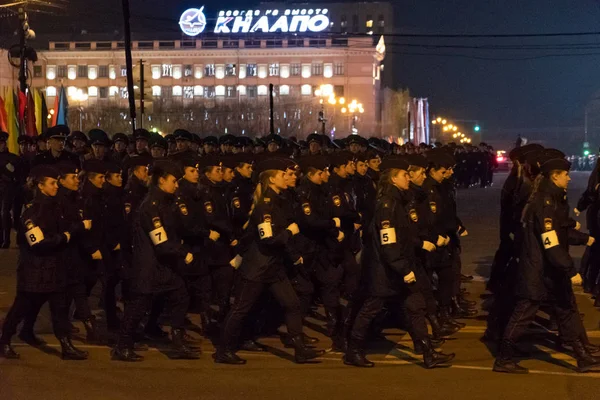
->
<box><xmin>25</xmin><ymin>203</ymin><xmax>33</xmax><ymax>209</ymax></box>
<box><xmin>542</xmin><ymin>195</ymin><xmax>553</xmax><ymax>207</ymax></box>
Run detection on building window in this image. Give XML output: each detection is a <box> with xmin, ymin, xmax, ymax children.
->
<box><xmin>120</xmin><ymin>65</ymin><xmax>127</xmax><ymax>77</ymax></box>
<box><xmin>67</xmin><ymin>66</ymin><xmax>76</xmax><ymax>80</ymax></box>
<box><xmin>46</xmin><ymin>86</ymin><xmax>57</xmax><ymax>97</ymax></box>
<box><xmin>257</xmin><ymin>85</ymin><xmax>268</xmax><ymax>96</ymax></box>
<box><xmin>302</xmin><ymin>64</ymin><xmax>311</xmax><ymax>78</ymax></box>
<box><xmin>340</xmin><ymin>15</ymin><xmax>347</xmax><ymax>28</ymax></box>
<box><xmin>194</xmin><ymin>66</ymin><xmax>203</xmax><ymax>79</ymax></box>
<box><xmin>334</xmin><ymin>63</ymin><xmax>344</xmax><ymax>76</ymax></box>
<box><xmin>291</xmin><ymin>64</ymin><xmax>301</xmax><ymax>76</ymax></box>
<box><xmin>98</xmin><ymin>65</ymin><xmax>108</xmax><ymax>78</ymax></box>
<box><xmin>247</xmin><ymin>86</ymin><xmax>257</xmax><ymax>98</ymax></box>
<box><xmin>109</xmin><ymin>86</ymin><xmax>119</xmax><ymax>97</ymax></box>
<box><xmin>280</xmin><ymin>64</ymin><xmax>290</xmax><ymax>79</ymax></box>
<box><xmin>334</xmin><ymin>85</ymin><xmax>345</xmax><ymax>97</ymax></box>
<box><xmin>205</xmin><ymin>64</ymin><xmax>215</xmax><ymax>77</ymax></box>
<box><xmin>152</xmin><ymin>86</ymin><xmax>161</xmax><ymax>96</ymax></box>
<box><xmin>46</xmin><ymin>66</ymin><xmax>56</xmax><ymax>80</ymax></box>
<box><xmin>184</xmin><ymin>65</ymin><xmax>193</xmax><ymax>77</ymax></box>
<box><xmin>109</xmin><ymin>66</ymin><xmax>117</xmax><ymax>79</ymax></box>
<box><xmin>309</xmin><ymin>39</ymin><xmax>326</xmax><ymax>47</ymax></box>
<box><xmin>245</xmin><ymin>40</ymin><xmax>261</xmax><ymax>48</ymax></box>
<box><xmin>183</xmin><ymin>86</ymin><xmax>194</xmax><ymax>99</ymax></box>
<box><xmin>172</xmin><ymin>86</ymin><xmax>183</xmax><ymax>96</ymax></box>
<box><xmin>266</xmin><ymin>39</ymin><xmax>283</xmax><ymax>48</ymax></box>
<box><xmin>237</xmin><ymin>85</ymin><xmax>246</xmax><ymax>96</ymax></box>
<box><xmin>280</xmin><ymin>85</ymin><xmax>290</xmax><ymax>96</ymax></box>
<box><xmin>99</xmin><ymin>87</ymin><xmax>108</xmax><ymax>99</ymax></box>
<box><xmin>150</xmin><ymin>65</ymin><xmax>160</xmax><ymax>79</ymax></box>
<box><xmin>162</xmin><ymin>64</ymin><xmax>173</xmax><ymax>77</ymax></box>
<box><xmin>366</xmin><ymin>15</ymin><xmax>373</xmax><ymax>28</ymax></box>
<box><xmin>34</xmin><ymin>65</ymin><xmax>43</xmax><ymax>78</ymax></box>
<box><xmin>287</xmin><ymin>39</ymin><xmax>304</xmax><ymax>47</ymax></box>
<box><xmin>57</xmin><ymin>65</ymin><xmax>67</xmax><ymax>78</ymax></box>
<box><xmin>119</xmin><ymin>87</ymin><xmax>129</xmax><ymax>99</ymax></box>
<box><xmin>172</xmin><ymin>65</ymin><xmax>182</xmax><ymax>80</ymax></box>
<box><xmin>88</xmin><ymin>66</ymin><xmax>98</xmax><ymax>80</ymax></box>
<box><xmin>193</xmin><ymin>86</ymin><xmax>203</xmax><ymax>97</ymax></box>
<box><xmin>269</xmin><ymin>63</ymin><xmax>280</xmax><ymax>76</ymax></box>
<box><xmin>378</xmin><ymin>15</ymin><xmax>385</xmax><ymax>33</ymax></box>
<box><xmin>312</xmin><ymin>63</ymin><xmax>323</xmax><ymax>76</ymax></box>
<box><xmin>215</xmin><ymin>85</ymin><xmax>225</xmax><ymax>96</ymax></box>
<box><xmin>246</xmin><ymin>64</ymin><xmax>257</xmax><ymax>77</ymax></box>
<box><xmin>225</xmin><ymin>64</ymin><xmax>236</xmax><ymax>77</ymax></box>
<box><xmin>258</xmin><ymin>65</ymin><xmax>268</xmax><ymax>79</ymax></box>
<box><xmin>161</xmin><ymin>86</ymin><xmax>172</xmax><ymax>99</ymax></box>
<box><xmin>88</xmin><ymin>87</ymin><xmax>98</xmax><ymax>97</ymax></box>
<box><xmin>324</xmin><ymin>64</ymin><xmax>333</xmax><ymax>78</ymax></box>
<box><xmin>301</xmin><ymin>84</ymin><xmax>312</xmax><ymax>96</ymax></box>
<box><xmin>77</xmin><ymin>65</ymin><xmax>88</xmax><ymax>78</ymax></box>
<box><xmin>226</xmin><ymin>85</ymin><xmax>236</xmax><ymax>98</ymax></box>
<box><xmin>204</xmin><ymin>86</ymin><xmax>216</xmax><ymax>98</ymax></box>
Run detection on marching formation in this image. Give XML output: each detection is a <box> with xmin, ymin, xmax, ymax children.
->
<box><xmin>1</xmin><ymin>126</ymin><xmax>594</xmax><ymax>374</ymax></box>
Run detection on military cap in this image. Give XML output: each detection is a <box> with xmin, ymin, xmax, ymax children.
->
<box><xmin>541</xmin><ymin>158</ymin><xmax>571</xmax><ymax>175</ymax></box>
<box><xmin>264</xmin><ymin>134</ymin><xmax>283</xmax><ymax>146</ymax></box>
<box><xmin>163</xmin><ymin>134</ymin><xmax>176</xmax><ymax>144</ymax></box>
<box><xmin>151</xmin><ymin>159</ymin><xmax>183</xmax><ymax>180</ymax></box>
<box><xmin>46</xmin><ymin>125</ymin><xmax>70</xmax><ymax>139</ymax></box>
<box><xmin>0</xmin><ymin>131</ymin><xmax>9</xmax><ymax>141</ymax></box>
<box><xmin>150</xmin><ymin>136</ymin><xmax>168</xmax><ymax>150</ymax></box>
<box><xmin>30</xmin><ymin>165</ymin><xmax>60</xmax><ymax>180</ymax></box>
<box><xmin>298</xmin><ymin>155</ymin><xmax>329</xmax><ymax>173</ymax></box>
<box><xmin>347</xmin><ymin>135</ymin><xmax>368</xmax><ymax>147</ymax></box>
<box><xmin>203</xmin><ymin>136</ymin><xmax>218</xmax><ymax>146</ymax></box>
<box><xmin>105</xmin><ymin>163</ymin><xmax>123</xmax><ymax>175</ymax></box>
<box><xmin>191</xmin><ymin>134</ymin><xmax>202</xmax><ymax>145</ymax></box>
<box><xmin>124</xmin><ymin>154</ymin><xmax>152</xmax><ymax>170</ymax></box>
<box><xmin>306</xmin><ymin>133</ymin><xmax>321</xmax><ymax>145</ymax></box>
<box><xmin>329</xmin><ymin>152</ymin><xmax>353</xmax><ymax>168</ymax></box>
<box><xmin>380</xmin><ymin>156</ymin><xmax>410</xmax><ymax>172</ymax></box>
<box><xmin>56</xmin><ymin>161</ymin><xmax>80</xmax><ymax>176</ymax></box>
<box><xmin>69</xmin><ymin>130</ymin><xmax>88</xmax><ymax>143</ymax></box>
<box><xmin>221</xmin><ymin>155</ymin><xmax>240</xmax><ymax>170</ymax></box>
<box><xmin>34</xmin><ymin>134</ymin><xmax>47</xmax><ymax>143</ymax></box>
<box><xmin>354</xmin><ymin>152</ymin><xmax>370</xmax><ymax>162</ymax></box>
<box><xmin>133</xmin><ymin>128</ymin><xmax>151</xmax><ymax>141</ymax></box>
<box><xmin>197</xmin><ymin>154</ymin><xmax>222</xmax><ymax>169</ymax></box>
<box><xmin>173</xmin><ymin>129</ymin><xmax>193</xmax><ymax>142</ymax></box>
<box><xmin>219</xmin><ymin>134</ymin><xmax>236</xmax><ymax>146</ymax></box>
<box><xmin>255</xmin><ymin>157</ymin><xmax>290</xmax><ymax>174</ymax></box>
<box><xmin>88</xmin><ymin>129</ymin><xmax>110</xmax><ymax>146</ymax></box>
<box><xmin>333</xmin><ymin>139</ymin><xmax>346</xmax><ymax>150</ymax></box>
<box><xmin>365</xmin><ymin>149</ymin><xmax>381</xmax><ymax>161</ymax></box>
<box><xmin>83</xmin><ymin>159</ymin><xmax>107</xmax><ymax>174</ymax></box>
<box><xmin>181</xmin><ymin>157</ymin><xmax>199</xmax><ymax>169</ymax></box>
<box><xmin>112</xmin><ymin>133</ymin><xmax>129</xmax><ymax>144</ymax></box>
<box><xmin>406</xmin><ymin>154</ymin><xmax>428</xmax><ymax>168</ymax></box>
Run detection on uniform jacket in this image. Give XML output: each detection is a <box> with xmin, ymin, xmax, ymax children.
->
<box><xmin>56</xmin><ymin>186</ymin><xmax>87</xmax><ymax>284</ymax></box>
<box><xmin>32</xmin><ymin>150</ymin><xmax>80</xmax><ymax>167</ymax></box>
<box><xmin>198</xmin><ymin>177</ymin><xmax>235</xmax><ymax>266</ymax></box>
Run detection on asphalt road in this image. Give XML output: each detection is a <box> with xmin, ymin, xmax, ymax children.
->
<box><xmin>1</xmin><ymin>172</ymin><xmax>600</xmax><ymax>400</ymax></box>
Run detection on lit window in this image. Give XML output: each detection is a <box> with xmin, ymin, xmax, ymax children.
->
<box><xmin>280</xmin><ymin>85</ymin><xmax>290</xmax><ymax>96</ymax></box>
<box><xmin>324</xmin><ymin>63</ymin><xmax>333</xmax><ymax>78</ymax></box>
<box><xmin>237</xmin><ymin>85</ymin><xmax>246</xmax><ymax>96</ymax></box>
<box><xmin>172</xmin><ymin>86</ymin><xmax>182</xmax><ymax>96</ymax></box>
<box><xmin>194</xmin><ymin>86</ymin><xmax>203</xmax><ymax>96</ymax></box>
<box><xmin>215</xmin><ymin>65</ymin><xmax>225</xmax><ymax>79</ymax></box>
<box><xmin>205</xmin><ymin>64</ymin><xmax>215</xmax><ymax>77</ymax></box>
<box><xmin>109</xmin><ymin>66</ymin><xmax>116</xmax><ymax>80</ymax></box>
<box><xmin>225</xmin><ymin>64</ymin><xmax>236</xmax><ymax>76</ymax></box>
<box><xmin>173</xmin><ymin>65</ymin><xmax>182</xmax><ymax>80</ymax></box>
<box><xmin>68</xmin><ymin>66</ymin><xmax>77</xmax><ymax>80</ymax></box>
<box><xmin>183</xmin><ymin>86</ymin><xmax>194</xmax><ymax>98</ymax></box>
<box><xmin>46</xmin><ymin>66</ymin><xmax>56</xmax><ymax>80</ymax></box>
<box><xmin>246</xmin><ymin>64</ymin><xmax>257</xmax><ymax>77</ymax></box>
<box><xmin>152</xmin><ymin>86</ymin><xmax>161</xmax><ymax>96</ymax></box>
<box><xmin>109</xmin><ymin>86</ymin><xmax>119</xmax><ymax>96</ymax></box>
<box><xmin>238</xmin><ymin>64</ymin><xmax>247</xmax><ymax>79</ymax></box>
<box><xmin>301</xmin><ymin>84</ymin><xmax>312</xmax><ymax>96</ymax></box>
<box><xmin>215</xmin><ymin>85</ymin><xmax>225</xmax><ymax>96</ymax></box>
<box><xmin>67</xmin><ymin>86</ymin><xmax>77</xmax><ymax>97</ymax></box>
<box><xmin>301</xmin><ymin>64</ymin><xmax>311</xmax><ymax>78</ymax></box>
<box><xmin>151</xmin><ymin>65</ymin><xmax>161</xmax><ymax>79</ymax></box>
<box><xmin>119</xmin><ymin>87</ymin><xmax>129</xmax><ymax>98</ymax></box>
<box><xmin>258</xmin><ymin>65</ymin><xmax>267</xmax><ymax>79</ymax></box>
<box><xmin>46</xmin><ymin>86</ymin><xmax>57</xmax><ymax>97</ymax></box>
<box><xmin>162</xmin><ymin>64</ymin><xmax>173</xmax><ymax>77</ymax></box>
<box><xmin>257</xmin><ymin>85</ymin><xmax>268</xmax><ymax>96</ymax></box>
<box><xmin>269</xmin><ymin>63</ymin><xmax>280</xmax><ymax>77</ymax></box>
<box><xmin>280</xmin><ymin>64</ymin><xmax>290</xmax><ymax>79</ymax></box>
<box><xmin>366</xmin><ymin>19</ymin><xmax>373</xmax><ymax>28</ymax></box>
<box><xmin>88</xmin><ymin>86</ymin><xmax>98</xmax><ymax>97</ymax></box>
<box><xmin>120</xmin><ymin>66</ymin><xmax>127</xmax><ymax>77</ymax></box>
<box><xmin>88</xmin><ymin>66</ymin><xmax>97</xmax><ymax>80</ymax></box>
<box><xmin>194</xmin><ymin>66</ymin><xmax>203</xmax><ymax>79</ymax></box>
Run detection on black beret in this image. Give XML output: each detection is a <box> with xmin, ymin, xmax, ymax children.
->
<box><xmin>56</xmin><ymin>161</ymin><xmax>80</xmax><ymax>176</ymax></box>
<box><xmin>354</xmin><ymin>152</ymin><xmax>370</xmax><ymax>162</ymax></box>
<box><xmin>173</xmin><ymin>129</ymin><xmax>193</xmax><ymax>142</ymax></box>
<box><xmin>307</xmin><ymin>133</ymin><xmax>321</xmax><ymax>145</ymax></box>
<box><xmin>255</xmin><ymin>157</ymin><xmax>290</xmax><ymax>174</ymax></box>
<box><xmin>406</xmin><ymin>154</ymin><xmax>428</xmax><ymax>168</ymax></box>
<box><xmin>365</xmin><ymin>150</ymin><xmax>381</xmax><ymax>161</ymax></box>
<box><xmin>83</xmin><ymin>159</ymin><xmax>107</xmax><ymax>174</ymax></box>
<box><xmin>105</xmin><ymin>163</ymin><xmax>122</xmax><ymax>174</ymax></box>
<box><xmin>181</xmin><ymin>157</ymin><xmax>199</xmax><ymax>169</ymax></box>
<box><xmin>151</xmin><ymin>160</ymin><xmax>183</xmax><ymax>180</ymax></box>
<box><xmin>46</xmin><ymin>125</ymin><xmax>70</xmax><ymax>139</ymax></box>
<box><xmin>112</xmin><ymin>133</ymin><xmax>129</xmax><ymax>144</ymax></box>
<box><xmin>164</xmin><ymin>134</ymin><xmax>176</xmax><ymax>144</ymax></box>
<box><xmin>264</xmin><ymin>134</ymin><xmax>282</xmax><ymax>146</ymax></box>
<box><xmin>221</xmin><ymin>155</ymin><xmax>239</xmax><ymax>170</ymax></box>
<box><xmin>219</xmin><ymin>134</ymin><xmax>236</xmax><ymax>146</ymax></box>
<box><xmin>380</xmin><ymin>156</ymin><xmax>410</xmax><ymax>172</ymax></box>
<box><xmin>30</xmin><ymin>165</ymin><xmax>60</xmax><ymax>180</ymax></box>
<box><xmin>150</xmin><ymin>137</ymin><xmax>168</xmax><ymax>150</ymax></box>
<box><xmin>203</xmin><ymin>136</ymin><xmax>218</xmax><ymax>146</ymax></box>
<box><xmin>541</xmin><ymin>158</ymin><xmax>571</xmax><ymax>175</ymax></box>
<box><xmin>197</xmin><ymin>154</ymin><xmax>222</xmax><ymax>169</ymax></box>
<box><xmin>69</xmin><ymin>131</ymin><xmax>88</xmax><ymax>142</ymax></box>
<box><xmin>125</xmin><ymin>154</ymin><xmax>152</xmax><ymax>170</ymax></box>
<box><xmin>329</xmin><ymin>152</ymin><xmax>352</xmax><ymax>168</ymax></box>
<box><xmin>88</xmin><ymin>129</ymin><xmax>109</xmax><ymax>146</ymax></box>
<box><xmin>298</xmin><ymin>155</ymin><xmax>329</xmax><ymax>172</ymax></box>
<box><xmin>133</xmin><ymin>129</ymin><xmax>151</xmax><ymax>141</ymax></box>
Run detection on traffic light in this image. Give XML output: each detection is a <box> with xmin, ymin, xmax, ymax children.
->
<box><xmin>584</xmin><ymin>149</ymin><xmax>590</xmax><ymax>156</ymax></box>
<box><xmin>474</xmin><ymin>125</ymin><xmax>481</xmax><ymax>132</ymax></box>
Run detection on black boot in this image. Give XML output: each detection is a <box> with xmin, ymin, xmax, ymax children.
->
<box><xmin>428</xmin><ymin>314</ymin><xmax>459</xmax><ymax>339</ymax></box>
<box><xmin>291</xmin><ymin>334</ymin><xmax>324</xmax><ymax>364</ymax></box>
<box><xmin>493</xmin><ymin>339</ymin><xmax>528</xmax><ymax>374</ymax></box>
<box><xmin>414</xmin><ymin>336</ymin><xmax>445</xmax><ymax>355</ymax></box>
<box><xmin>170</xmin><ymin>329</ymin><xmax>200</xmax><ymax>359</ymax></box>
<box><xmin>451</xmin><ymin>297</ymin><xmax>477</xmax><ymax>319</ymax></box>
<box><xmin>421</xmin><ymin>338</ymin><xmax>454</xmax><ymax>368</ymax></box>
<box><xmin>59</xmin><ymin>337</ymin><xmax>89</xmax><ymax>360</ymax></box>
<box><xmin>18</xmin><ymin>330</ymin><xmax>46</xmax><ymax>346</ymax></box>
<box><xmin>0</xmin><ymin>342</ymin><xmax>20</xmax><ymax>359</ymax></box>
<box><xmin>83</xmin><ymin>318</ymin><xmax>100</xmax><ymax>343</ymax></box>
<box><xmin>112</xmin><ymin>338</ymin><xmax>144</xmax><ymax>362</ymax></box>
<box><xmin>240</xmin><ymin>339</ymin><xmax>266</xmax><ymax>352</ymax></box>
<box><xmin>458</xmin><ymin>294</ymin><xmax>477</xmax><ymax>308</ymax></box>
<box><xmin>569</xmin><ymin>339</ymin><xmax>600</xmax><ymax>372</ymax></box>
<box><xmin>440</xmin><ymin>306</ymin><xmax>466</xmax><ymax>329</ymax></box>
<box><xmin>199</xmin><ymin>312</ymin><xmax>212</xmax><ymax>337</ymax></box>
<box><xmin>303</xmin><ymin>333</ymin><xmax>320</xmax><ymax>345</ymax></box>
<box><xmin>343</xmin><ymin>338</ymin><xmax>374</xmax><ymax>368</ymax></box>
<box><xmin>213</xmin><ymin>348</ymin><xmax>247</xmax><ymax>365</ymax></box>
<box><xmin>144</xmin><ymin>324</ymin><xmax>169</xmax><ymax>341</ymax></box>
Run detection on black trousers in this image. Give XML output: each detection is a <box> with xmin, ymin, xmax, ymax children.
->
<box><xmin>434</xmin><ymin>266</ymin><xmax>455</xmax><ymax>307</ymax></box>
<box><xmin>0</xmin><ymin>184</ymin><xmax>14</xmax><ymax>247</ymax></box>
<box><xmin>503</xmin><ymin>294</ymin><xmax>582</xmax><ymax>345</ymax></box>
<box><xmin>349</xmin><ymin>291</ymin><xmax>428</xmax><ymax>345</ymax></box>
<box><xmin>221</xmin><ymin>278</ymin><xmax>302</xmax><ymax>349</ymax></box>
<box><xmin>119</xmin><ymin>286</ymin><xmax>189</xmax><ymax>347</ymax></box>
<box><xmin>12</xmin><ymin>186</ymin><xmax>24</xmax><ymax>230</ymax></box>
<box><xmin>185</xmin><ymin>274</ymin><xmax>212</xmax><ymax>314</ymax></box>
<box><xmin>341</xmin><ymin>249</ymin><xmax>361</xmax><ymax>300</ymax></box>
<box><xmin>0</xmin><ymin>291</ymin><xmax>70</xmax><ymax>343</ymax></box>
<box><xmin>209</xmin><ymin>264</ymin><xmax>234</xmax><ymax>320</ymax></box>
<box><xmin>488</xmin><ymin>236</ymin><xmax>514</xmax><ymax>293</ymax></box>
<box><xmin>312</xmin><ymin>255</ymin><xmax>343</xmax><ymax>334</ymax></box>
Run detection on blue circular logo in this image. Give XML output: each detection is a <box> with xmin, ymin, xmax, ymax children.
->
<box><xmin>179</xmin><ymin>7</ymin><xmax>207</xmax><ymax>36</ymax></box>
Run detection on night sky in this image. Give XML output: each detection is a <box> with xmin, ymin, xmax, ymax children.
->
<box><xmin>5</xmin><ymin>0</ymin><xmax>600</xmax><ymax>131</ymax></box>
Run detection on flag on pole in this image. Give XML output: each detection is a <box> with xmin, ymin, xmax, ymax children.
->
<box><xmin>25</xmin><ymin>90</ymin><xmax>37</xmax><ymax>136</ymax></box>
<box><xmin>51</xmin><ymin>91</ymin><xmax>59</xmax><ymax>127</ymax></box>
<box><xmin>34</xmin><ymin>88</ymin><xmax>43</xmax><ymax>135</ymax></box>
<box><xmin>40</xmin><ymin>92</ymin><xmax>48</xmax><ymax>134</ymax></box>
<box><xmin>4</xmin><ymin>87</ymin><xmax>19</xmax><ymax>154</ymax></box>
<box><xmin>56</xmin><ymin>85</ymin><xmax>68</xmax><ymax>126</ymax></box>
<box><xmin>0</xmin><ymin>94</ymin><xmax>8</xmax><ymax>133</ymax></box>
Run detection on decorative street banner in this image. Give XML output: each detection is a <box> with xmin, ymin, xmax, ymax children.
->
<box><xmin>179</xmin><ymin>6</ymin><xmax>330</xmax><ymax>36</ymax></box>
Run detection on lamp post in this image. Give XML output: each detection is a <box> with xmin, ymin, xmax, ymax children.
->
<box><xmin>341</xmin><ymin>99</ymin><xmax>364</xmax><ymax>134</ymax></box>
<box><xmin>71</xmin><ymin>89</ymin><xmax>88</xmax><ymax>131</ymax></box>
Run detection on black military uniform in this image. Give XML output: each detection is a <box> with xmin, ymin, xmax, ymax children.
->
<box><xmin>110</xmin><ymin>133</ymin><xmax>129</xmax><ymax>165</ymax></box>
<box><xmin>32</xmin><ymin>125</ymin><xmax>80</xmax><ymax>167</ymax></box>
<box><xmin>12</xmin><ymin>136</ymin><xmax>31</xmax><ymax>233</ymax></box>
<box><xmin>113</xmin><ymin>160</ymin><xmax>199</xmax><ymax>361</ymax></box>
<box><xmin>0</xmin><ymin>165</ymin><xmax>88</xmax><ymax>360</ymax></box>
<box><xmin>0</xmin><ymin>131</ymin><xmax>19</xmax><ymax>248</ymax></box>
<box><xmin>229</xmin><ymin>154</ymin><xmax>255</xmax><ymax>236</ymax></box>
<box><xmin>494</xmin><ymin>158</ymin><xmax>600</xmax><ymax>374</ymax></box>
<box><xmin>215</xmin><ymin>158</ymin><xmax>324</xmax><ymax>365</ymax></box>
<box><xmin>344</xmin><ymin>157</ymin><xmax>454</xmax><ymax>369</ymax></box>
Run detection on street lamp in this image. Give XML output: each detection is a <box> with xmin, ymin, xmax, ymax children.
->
<box><xmin>71</xmin><ymin>89</ymin><xmax>88</xmax><ymax>131</ymax></box>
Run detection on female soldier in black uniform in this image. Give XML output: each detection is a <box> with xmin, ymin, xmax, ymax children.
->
<box><xmin>214</xmin><ymin>158</ymin><xmax>325</xmax><ymax>365</ymax></box>
<box><xmin>494</xmin><ymin>157</ymin><xmax>600</xmax><ymax>374</ymax></box>
<box><xmin>0</xmin><ymin>165</ymin><xmax>88</xmax><ymax>360</ymax></box>
<box><xmin>112</xmin><ymin>160</ymin><xmax>199</xmax><ymax>362</ymax></box>
<box><xmin>344</xmin><ymin>157</ymin><xmax>454</xmax><ymax>368</ymax></box>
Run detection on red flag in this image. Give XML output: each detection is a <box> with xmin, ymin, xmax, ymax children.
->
<box><xmin>25</xmin><ymin>90</ymin><xmax>37</xmax><ymax>136</ymax></box>
<box><xmin>0</xmin><ymin>96</ymin><xmax>8</xmax><ymax>132</ymax></box>
<box><xmin>18</xmin><ymin>90</ymin><xmax>27</xmax><ymax>123</ymax></box>
<box><xmin>51</xmin><ymin>93</ymin><xmax>59</xmax><ymax>127</ymax></box>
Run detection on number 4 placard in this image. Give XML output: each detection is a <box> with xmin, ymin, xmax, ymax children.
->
<box><xmin>541</xmin><ymin>230</ymin><xmax>559</xmax><ymax>249</ymax></box>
